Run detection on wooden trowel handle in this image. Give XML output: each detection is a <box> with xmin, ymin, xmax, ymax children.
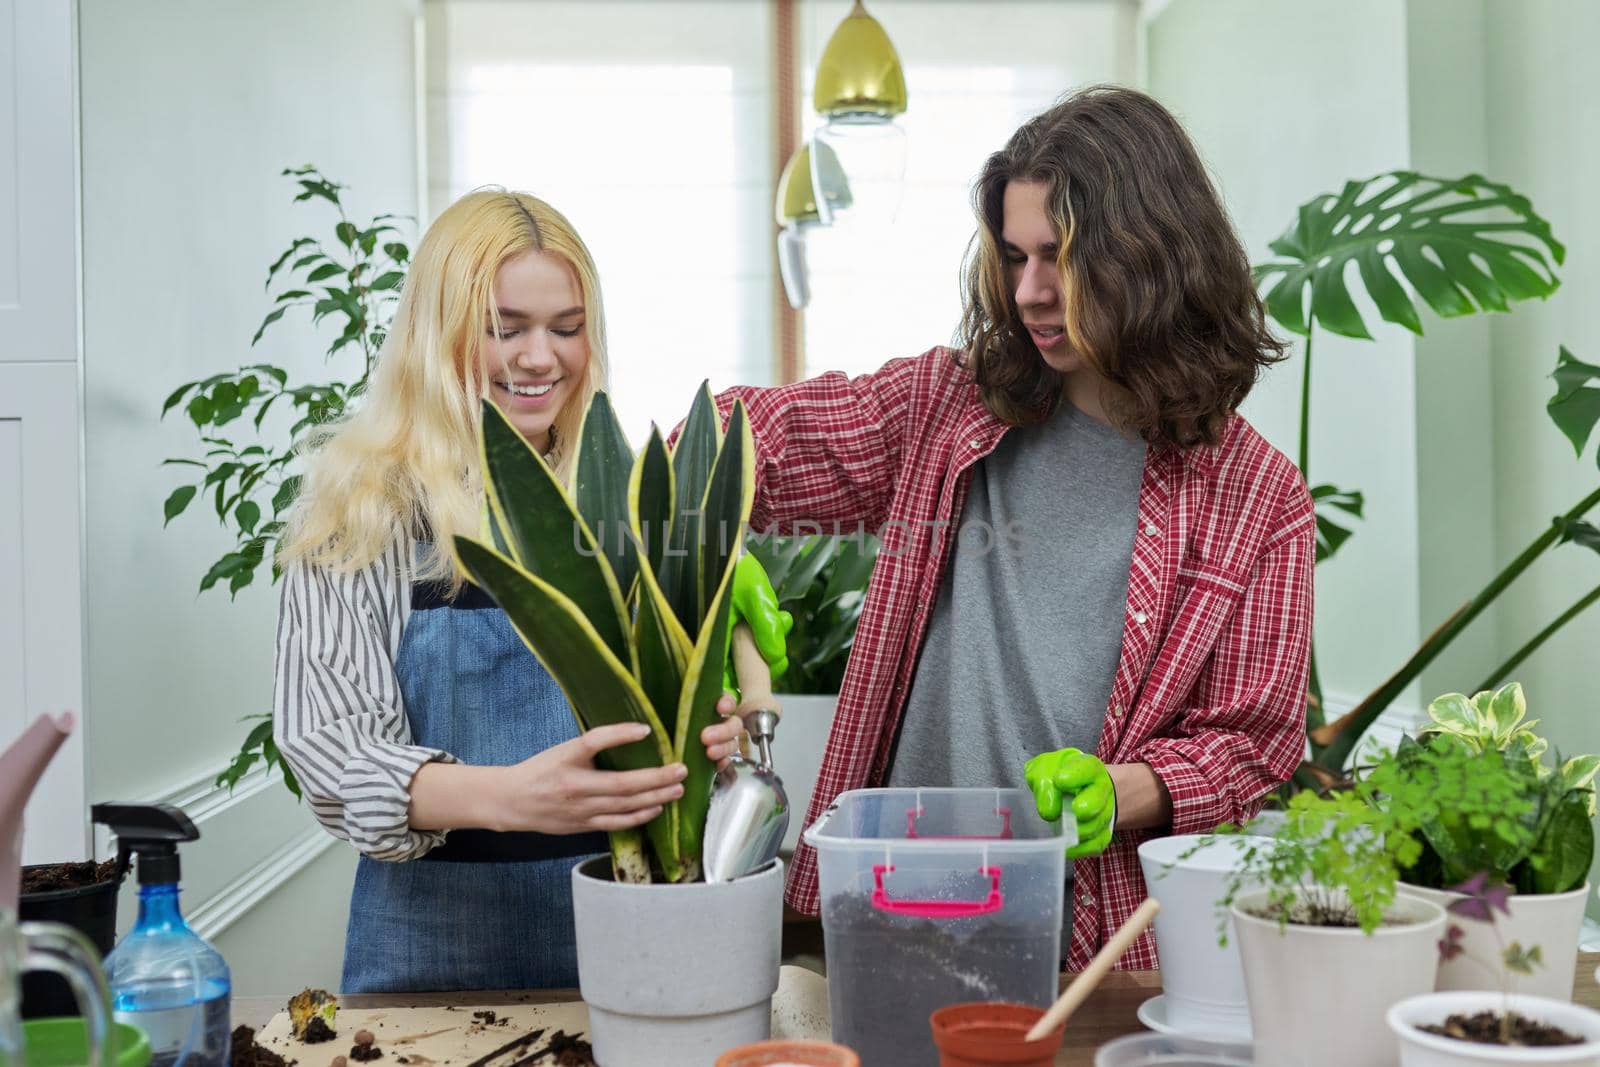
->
<box><xmin>732</xmin><ymin>621</ymin><xmax>782</xmax><ymax>723</ymax></box>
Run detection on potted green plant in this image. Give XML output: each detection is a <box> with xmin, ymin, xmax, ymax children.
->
<box><xmin>1388</xmin><ymin>873</ymin><xmax>1600</xmax><ymax>1063</ymax></box>
<box><xmin>451</xmin><ymin>384</ymin><xmax>781</xmax><ymax>1066</ymax></box>
<box><xmin>743</xmin><ymin>533</ymin><xmax>878</xmax><ymax>853</ymax></box>
<box><xmin>1206</xmin><ymin>739</ymin><xmax>1536</xmax><ymax>1067</ymax></box>
<box><xmin>1393</xmin><ymin>682</ymin><xmax>1599</xmax><ymax>1001</ymax></box>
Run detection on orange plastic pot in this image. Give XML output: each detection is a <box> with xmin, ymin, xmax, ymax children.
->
<box><xmin>714</xmin><ymin>1039</ymin><xmax>860</xmax><ymax>1066</ymax></box>
<box><xmin>929</xmin><ymin>1002</ymin><xmax>1065</xmax><ymax>1067</ymax></box>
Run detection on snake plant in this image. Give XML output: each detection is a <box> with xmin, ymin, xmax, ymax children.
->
<box><xmin>452</xmin><ymin>384</ymin><xmax>754</xmax><ymax>884</ymax></box>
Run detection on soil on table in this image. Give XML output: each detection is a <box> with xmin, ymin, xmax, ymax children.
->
<box><xmin>233</xmin><ymin>1026</ymin><xmax>296</xmax><ymax>1067</ymax></box>
<box><xmin>21</xmin><ymin>859</ymin><xmax>119</xmax><ymax>894</ymax></box>
<box><xmin>1420</xmin><ymin>1011</ymin><xmax>1585</xmax><ymax>1047</ymax></box>
<box><xmin>824</xmin><ymin>886</ymin><xmax>1059</xmax><ymax>1067</ymax></box>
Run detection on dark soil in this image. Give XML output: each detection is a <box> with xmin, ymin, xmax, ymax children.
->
<box><xmin>1420</xmin><ymin>1010</ymin><xmax>1585</xmax><ymax>1046</ymax></box>
<box><xmin>349</xmin><ymin>1045</ymin><xmax>383</xmax><ymax>1062</ymax></box>
<box><xmin>21</xmin><ymin>860</ymin><xmax>119</xmax><ymax>894</ymax></box>
<box><xmin>303</xmin><ymin>1019</ymin><xmax>336</xmax><ymax>1044</ymax></box>
<box><xmin>823</xmin><ymin>884</ymin><xmax>1059</xmax><ymax>1067</ymax></box>
<box><xmin>233</xmin><ymin>1027</ymin><xmax>295</xmax><ymax>1067</ymax></box>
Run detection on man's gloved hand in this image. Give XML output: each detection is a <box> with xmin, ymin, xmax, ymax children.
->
<box><xmin>1024</xmin><ymin>747</ymin><xmax>1116</xmax><ymax>859</ymax></box>
<box><xmin>723</xmin><ymin>553</ymin><xmax>793</xmax><ymax>698</ymax></box>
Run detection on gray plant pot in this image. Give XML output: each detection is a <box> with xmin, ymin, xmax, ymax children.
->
<box><xmin>571</xmin><ymin>856</ymin><xmax>784</xmax><ymax>1066</ymax></box>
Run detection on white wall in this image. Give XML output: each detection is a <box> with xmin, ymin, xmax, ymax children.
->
<box><xmin>78</xmin><ymin>0</ymin><xmax>420</xmax><ymax>994</ymax></box>
<box><xmin>1482</xmin><ymin>0</ymin><xmax>1600</xmax><ymax>869</ymax></box>
<box><xmin>1145</xmin><ymin>0</ymin><xmax>1425</xmax><ymax>718</ymax></box>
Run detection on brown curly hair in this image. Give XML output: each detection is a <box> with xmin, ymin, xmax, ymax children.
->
<box><xmin>958</xmin><ymin>86</ymin><xmax>1285</xmax><ymax>448</ymax></box>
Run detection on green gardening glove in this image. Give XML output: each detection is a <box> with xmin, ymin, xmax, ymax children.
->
<box><xmin>1025</xmin><ymin>747</ymin><xmax>1116</xmax><ymax>859</ymax></box>
<box><xmin>723</xmin><ymin>553</ymin><xmax>793</xmax><ymax>698</ymax></box>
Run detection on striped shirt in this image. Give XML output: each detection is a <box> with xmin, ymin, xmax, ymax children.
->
<box><xmin>272</xmin><ymin>537</ymin><xmax>455</xmax><ymax>861</ymax></box>
<box><xmin>712</xmin><ymin>347</ymin><xmax>1314</xmax><ymax>970</ymax></box>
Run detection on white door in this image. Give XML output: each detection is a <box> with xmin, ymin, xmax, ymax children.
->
<box><xmin>0</xmin><ymin>0</ymin><xmax>86</xmax><ymax>863</ymax></box>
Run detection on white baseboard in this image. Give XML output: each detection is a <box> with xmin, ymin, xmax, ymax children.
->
<box><xmin>186</xmin><ymin>825</ymin><xmax>336</xmax><ymax>941</ymax></box>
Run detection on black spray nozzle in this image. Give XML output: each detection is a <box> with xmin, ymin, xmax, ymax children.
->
<box><xmin>91</xmin><ymin>803</ymin><xmax>200</xmax><ymax>885</ymax></box>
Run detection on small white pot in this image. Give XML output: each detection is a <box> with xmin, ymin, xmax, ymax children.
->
<box><xmin>1389</xmin><ymin>991</ymin><xmax>1600</xmax><ymax>1065</ymax></box>
<box><xmin>572</xmin><ymin>857</ymin><xmax>784</xmax><ymax>1066</ymax></box>
<box><xmin>771</xmin><ymin>692</ymin><xmax>836</xmax><ymax>855</ymax></box>
<box><xmin>1232</xmin><ymin>886</ymin><xmax>1445</xmax><ymax>1067</ymax></box>
<box><xmin>1399</xmin><ymin>883</ymin><xmax>1590</xmax><ymax>1000</ymax></box>
<box><xmin>1137</xmin><ymin>834</ymin><xmax>1270</xmax><ymax>1039</ymax></box>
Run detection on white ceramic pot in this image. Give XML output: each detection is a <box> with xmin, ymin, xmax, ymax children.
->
<box><xmin>1136</xmin><ymin>834</ymin><xmax>1270</xmax><ymax>1039</ymax></box>
<box><xmin>1389</xmin><ymin>991</ymin><xmax>1600</xmax><ymax>1065</ymax></box>
<box><xmin>572</xmin><ymin>857</ymin><xmax>785</xmax><ymax>1066</ymax></box>
<box><xmin>1399</xmin><ymin>882</ymin><xmax>1590</xmax><ymax>1000</ymax></box>
<box><xmin>771</xmin><ymin>692</ymin><xmax>836</xmax><ymax>855</ymax></box>
<box><xmin>1232</xmin><ymin>886</ymin><xmax>1446</xmax><ymax>1067</ymax></box>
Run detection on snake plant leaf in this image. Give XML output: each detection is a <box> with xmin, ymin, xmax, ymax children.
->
<box><xmin>633</xmin><ymin>559</ymin><xmax>691</xmax><ymax>745</ymax></box>
<box><xmin>481</xmin><ymin>499</ymin><xmax>511</xmax><ymax>557</ymax></box>
<box><xmin>573</xmin><ymin>391</ymin><xmax>640</xmax><ymax>598</ymax></box>
<box><xmin>1254</xmin><ymin>171</ymin><xmax>1564</xmax><ymax>339</ymax></box>
<box><xmin>1548</xmin><ymin>347</ymin><xmax>1600</xmax><ymax>465</ymax></box>
<box><xmin>672</xmin><ymin>550</ymin><xmax>740</xmax><ymax>874</ymax></box>
<box><xmin>479</xmin><ymin>400</ymin><xmax>633</xmax><ymax>669</ymax></box>
<box><xmin>661</xmin><ymin>382</ymin><xmax>721</xmax><ymax>633</ymax></box>
<box><xmin>697</xmin><ymin>402</ymin><xmax>756</xmax><ymax>626</ymax></box>
<box><xmin>630</xmin><ymin>427</ymin><xmax>674</xmax><ymax>579</ymax></box>
<box><xmin>1310</xmin><ymin>484</ymin><xmax>1364</xmax><ymax>564</ymax></box>
<box><xmin>451</xmin><ymin>536</ymin><xmax>670</xmax><ymax>767</ymax></box>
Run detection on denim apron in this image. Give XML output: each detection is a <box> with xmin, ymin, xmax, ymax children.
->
<box><xmin>341</xmin><ymin>563</ymin><xmax>607</xmax><ymax>992</ymax></box>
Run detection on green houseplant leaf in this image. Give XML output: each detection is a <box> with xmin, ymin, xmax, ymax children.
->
<box><xmin>630</xmin><ymin>428</ymin><xmax>674</xmax><ymax>578</ymax></box>
<box><xmin>1310</xmin><ymin>484</ymin><xmax>1364</xmax><ymax>564</ymax></box>
<box><xmin>480</xmin><ymin>399</ymin><xmax>634</xmax><ymax>671</ymax></box>
<box><xmin>1518</xmin><ymin>789</ymin><xmax>1594</xmax><ymax>895</ymax></box>
<box><xmin>661</xmin><ymin>383</ymin><xmax>721</xmax><ymax>632</ymax></box>
<box><xmin>1255</xmin><ymin>171</ymin><xmax>1564</xmax><ymax>339</ymax></box>
<box><xmin>1548</xmin><ymin>347</ymin><xmax>1600</xmax><ymax>465</ymax></box>
<box><xmin>573</xmin><ymin>391</ymin><xmax>640</xmax><ymax>597</ymax></box>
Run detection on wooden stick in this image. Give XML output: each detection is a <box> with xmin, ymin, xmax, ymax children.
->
<box><xmin>1024</xmin><ymin>897</ymin><xmax>1160</xmax><ymax>1041</ymax></box>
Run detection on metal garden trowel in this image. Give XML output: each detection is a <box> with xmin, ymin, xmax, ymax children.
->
<box><xmin>702</xmin><ymin>621</ymin><xmax>789</xmax><ymax>882</ymax></box>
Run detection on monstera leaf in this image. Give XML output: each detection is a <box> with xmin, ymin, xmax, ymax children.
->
<box><xmin>1255</xmin><ymin>171</ymin><xmax>1564</xmax><ymax>339</ymax></box>
<box><xmin>1311</xmin><ymin>484</ymin><xmax>1364</xmax><ymax>564</ymax></box>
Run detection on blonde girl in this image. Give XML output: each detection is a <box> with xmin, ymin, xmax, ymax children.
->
<box><xmin>272</xmin><ymin>190</ymin><xmax>743</xmax><ymax>991</ymax></box>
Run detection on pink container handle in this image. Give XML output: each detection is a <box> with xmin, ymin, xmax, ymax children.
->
<box><xmin>870</xmin><ymin>864</ymin><xmax>1004</xmax><ymax>918</ymax></box>
<box><xmin>904</xmin><ymin>806</ymin><xmax>1014</xmax><ymax>840</ymax></box>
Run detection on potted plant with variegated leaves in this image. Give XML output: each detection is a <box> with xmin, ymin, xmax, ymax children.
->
<box><xmin>1395</xmin><ymin>682</ymin><xmax>1599</xmax><ymax>1001</ymax></box>
<box><xmin>451</xmin><ymin>384</ymin><xmax>780</xmax><ymax>1066</ymax></box>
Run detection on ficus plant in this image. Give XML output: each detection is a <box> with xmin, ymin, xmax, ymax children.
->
<box><xmin>160</xmin><ymin>165</ymin><xmax>410</xmax><ymax>600</ymax></box>
<box><xmin>158</xmin><ymin>167</ymin><xmax>411</xmax><ymax>799</ymax></box>
<box><xmin>452</xmin><ymin>384</ymin><xmax>755</xmax><ymax>884</ymax></box>
<box><xmin>1253</xmin><ymin>171</ymin><xmax>1600</xmax><ymax>777</ymax></box>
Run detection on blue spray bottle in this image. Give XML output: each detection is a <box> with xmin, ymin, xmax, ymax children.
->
<box><xmin>92</xmin><ymin>804</ymin><xmax>230</xmax><ymax>1067</ymax></box>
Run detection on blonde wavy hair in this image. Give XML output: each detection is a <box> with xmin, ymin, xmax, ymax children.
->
<box><xmin>279</xmin><ymin>189</ymin><xmax>608</xmax><ymax>587</ymax></box>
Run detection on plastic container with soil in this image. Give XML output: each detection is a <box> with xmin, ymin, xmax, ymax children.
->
<box><xmin>18</xmin><ymin>861</ymin><xmax>126</xmax><ymax>1019</ymax></box>
<box><xmin>928</xmin><ymin>1002</ymin><xmax>1064</xmax><ymax>1067</ymax></box>
<box><xmin>804</xmin><ymin>788</ymin><xmax>1070</xmax><ymax>1067</ymax></box>
<box><xmin>19</xmin><ymin>1018</ymin><xmax>152</xmax><ymax>1067</ymax></box>
<box><xmin>713</xmin><ymin>1038</ymin><xmax>861</xmax><ymax>1066</ymax></box>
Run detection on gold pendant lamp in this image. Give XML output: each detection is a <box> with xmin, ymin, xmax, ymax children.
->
<box><xmin>810</xmin><ymin>0</ymin><xmax>907</xmax><ymax>227</ymax></box>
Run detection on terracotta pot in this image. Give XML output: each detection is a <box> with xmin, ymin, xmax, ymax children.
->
<box><xmin>714</xmin><ymin>1038</ymin><xmax>861</xmax><ymax>1066</ymax></box>
<box><xmin>929</xmin><ymin>1002</ymin><xmax>1065</xmax><ymax>1067</ymax></box>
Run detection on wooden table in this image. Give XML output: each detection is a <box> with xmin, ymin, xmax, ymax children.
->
<box><xmin>237</xmin><ymin>955</ymin><xmax>1600</xmax><ymax>1066</ymax></box>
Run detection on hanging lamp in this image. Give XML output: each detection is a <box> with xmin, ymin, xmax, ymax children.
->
<box><xmin>775</xmin><ymin>139</ymin><xmax>850</xmax><ymax>308</ymax></box>
<box><xmin>809</xmin><ymin>0</ymin><xmax>907</xmax><ymax>227</ymax></box>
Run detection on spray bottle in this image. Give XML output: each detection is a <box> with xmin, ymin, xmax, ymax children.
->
<box><xmin>91</xmin><ymin>805</ymin><xmax>229</xmax><ymax>1067</ymax></box>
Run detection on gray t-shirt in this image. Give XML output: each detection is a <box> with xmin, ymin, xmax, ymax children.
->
<box><xmin>888</xmin><ymin>401</ymin><xmax>1146</xmax><ymax>790</ymax></box>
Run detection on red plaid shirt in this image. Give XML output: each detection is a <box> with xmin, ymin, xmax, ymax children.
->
<box><xmin>715</xmin><ymin>347</ymin><xmax>1313</xmax><ymax>970</ymax></box>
